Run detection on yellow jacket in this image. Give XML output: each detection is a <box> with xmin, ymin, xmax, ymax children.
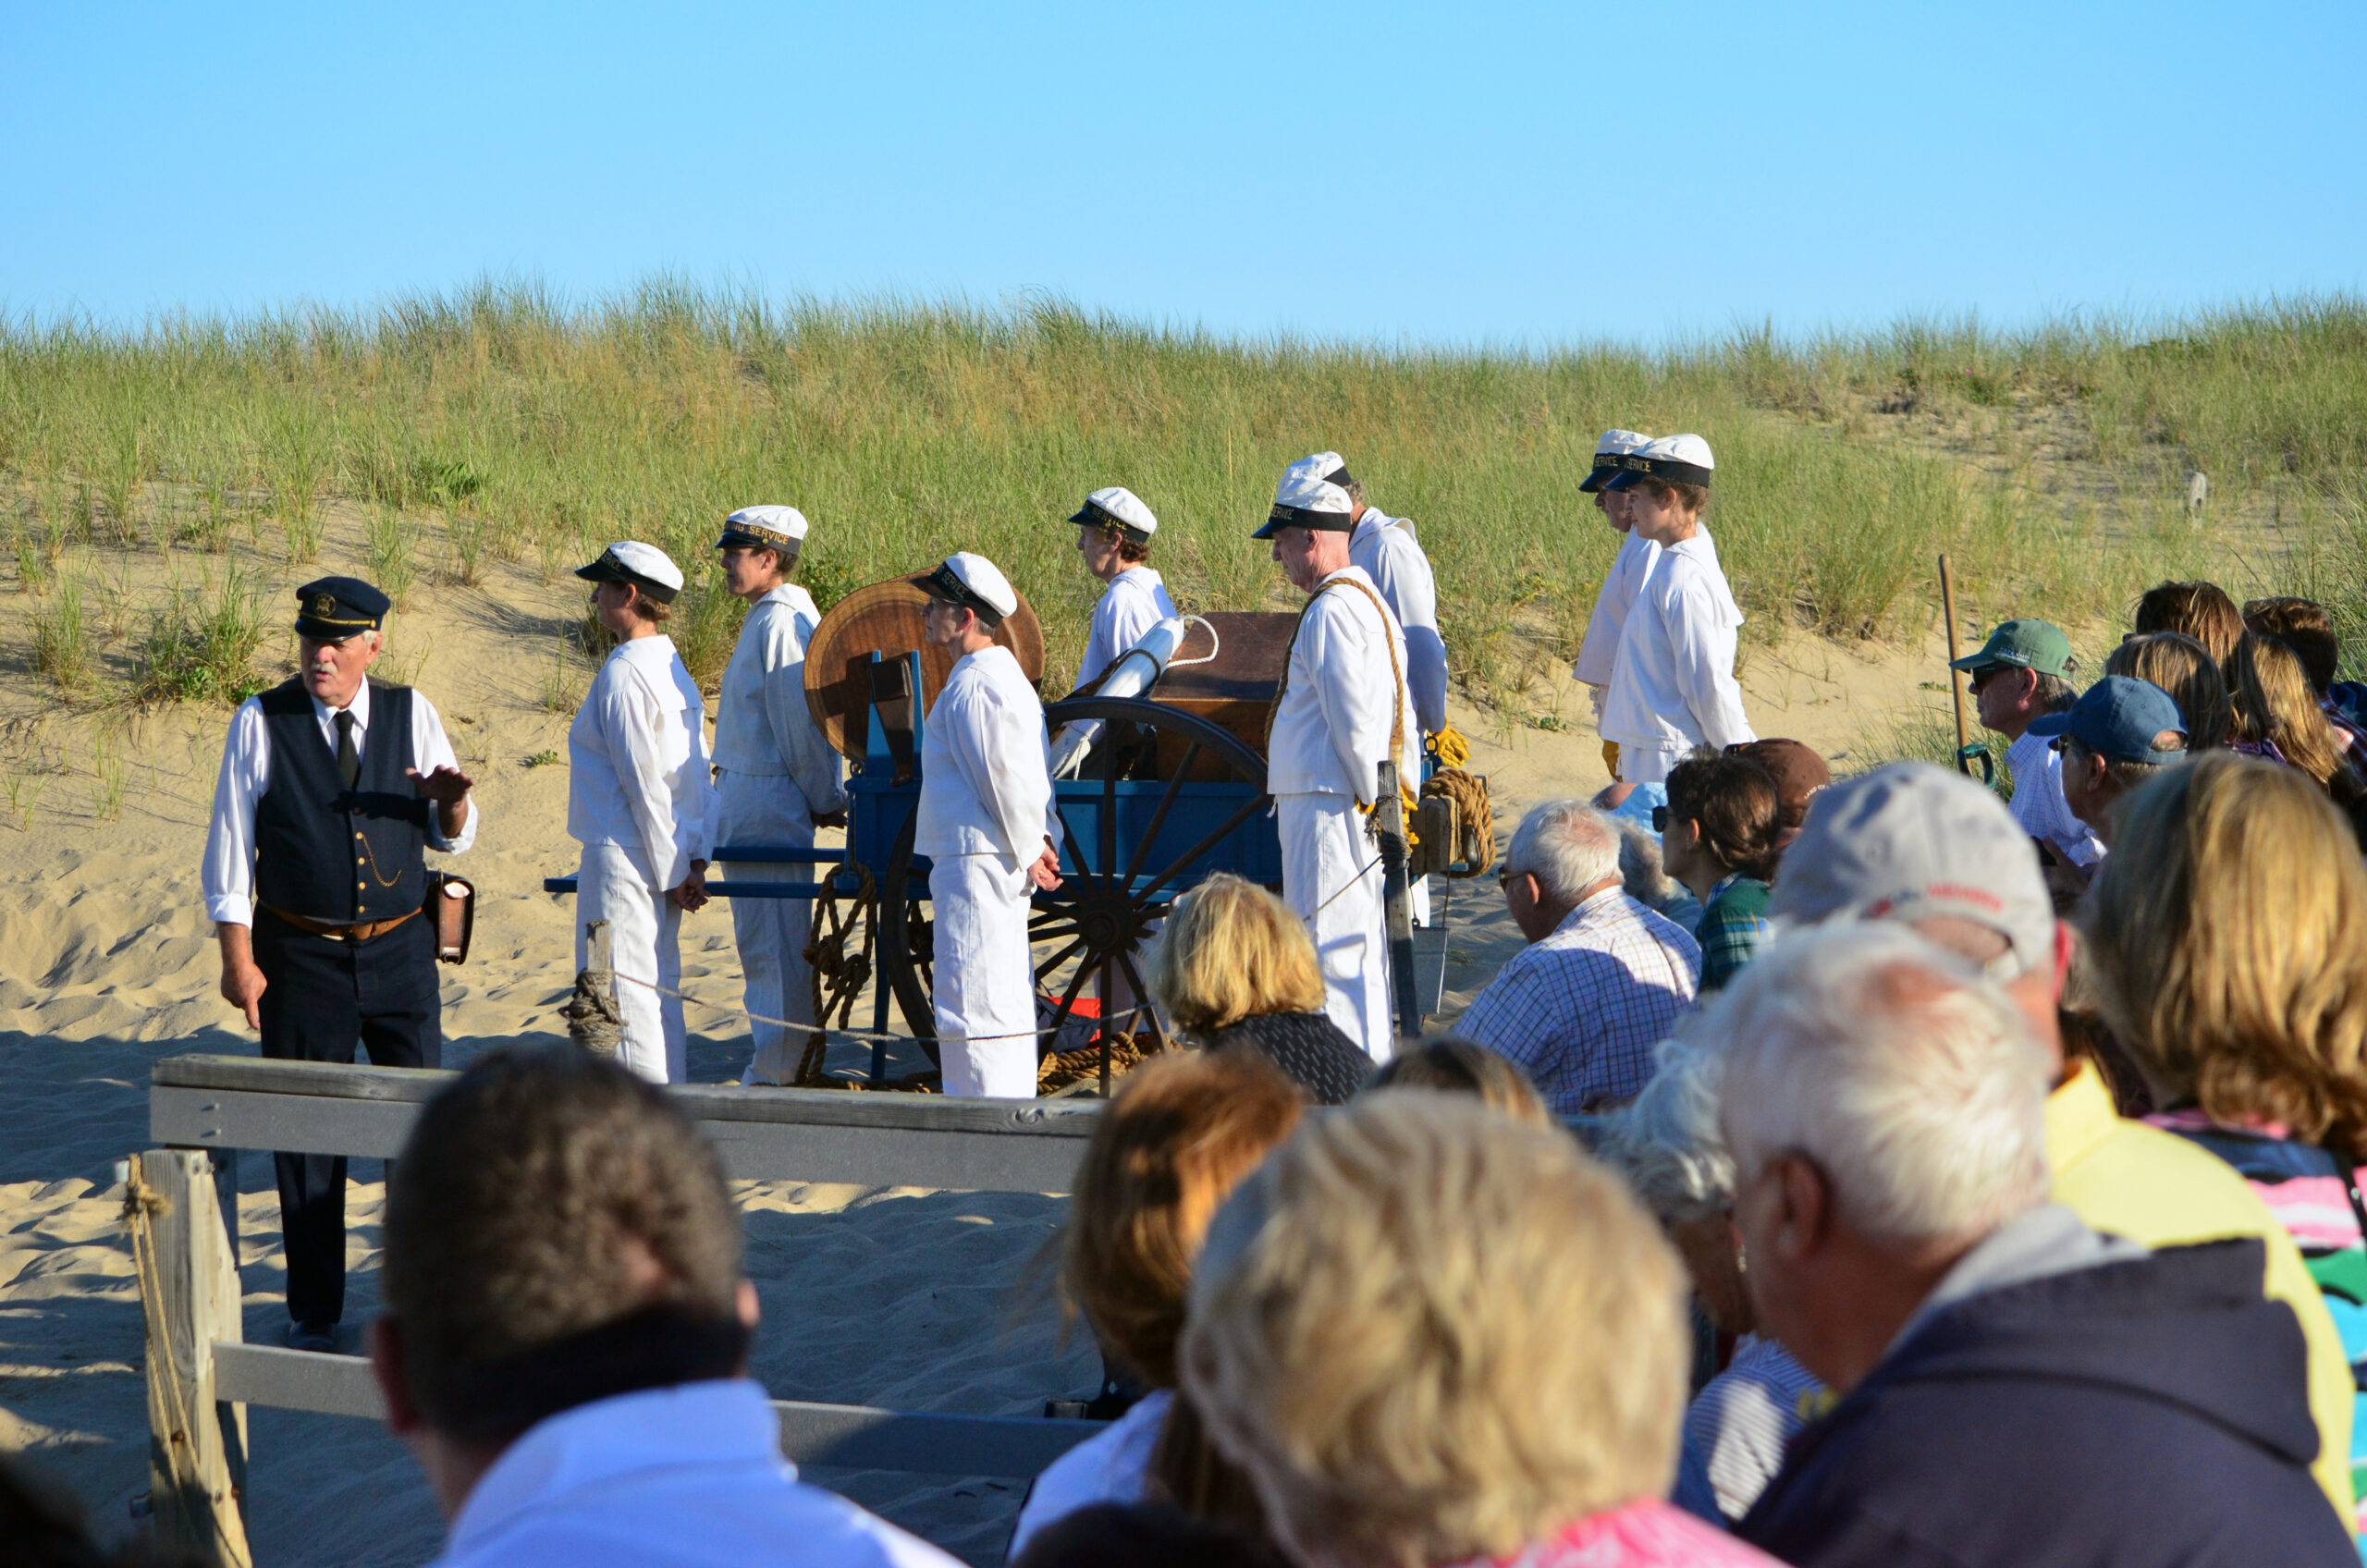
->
<box><xmin>2046</xmin><ymin>1064</ymin><xmax>2356</xmax><ymax>1527</ymax></box>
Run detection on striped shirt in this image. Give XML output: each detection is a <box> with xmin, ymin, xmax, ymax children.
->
<box><xmin>1456</xmin><ymin>888</ymin><xmax>1700</xmax><ymax>1116</ymax></box>
<box><xmin>1679</xmin><ymin>1335</ymin><xmax>1826</xmax><ymax>1526</ymax></box>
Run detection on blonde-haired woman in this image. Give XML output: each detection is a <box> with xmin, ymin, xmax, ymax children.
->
<box><xmin>1011</xmin><ymin>1050</ymin><xmax>1305</xmax><ymax>1556</ymax></box>
<box><xmin>2106</xmin><ymin>631</ymin><xmax>2232</xmax><ymax>751</ymax></box>
<box><xmin>1150</xmin><ymin>874</ymin><xmax>1371</xmax><ymax>1105</ymax></box>
<box><xmin>2085</xmin><ymin>752</ymin><xmax>2367</xmax><ymax>1540</ymax></box>
<box><xmin>2228</xmin><ymin>633</ymin><xmax>2367</xmax><ymax>833</ymax></box>
<box><xmin>1182</xmin><ymin>1092</ymin><xmax>1781</xmax><ymax>1568</ymax></box>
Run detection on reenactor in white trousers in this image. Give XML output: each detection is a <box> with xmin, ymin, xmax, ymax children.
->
<box><xmin>1570</xmin><ymin>429</ymin><xmax>1660</xmax><ymax>781</ymax></box>
<box><xmin>711</xmin><ymin>507</ymin><xmax>847</xmax><ymax>1085</ymax></box>
<box><xmin>913</xmin><ymin>553</ymin><xmax>1064</xmax><ymax>1096</ymax></box>
<box><xmin>1257</xmin><ymin>471</ymin><xmax>1418</xmax><ymax>1061</ymax></box>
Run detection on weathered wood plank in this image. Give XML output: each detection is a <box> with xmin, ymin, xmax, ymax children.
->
<box><xmin>132</xmin><ymin>1150</ymin><xmax>251</xmax><ymax>1568</ymax></box>
<box><xmin>210</xmin><ymin>1343</ymin><xmax>1103</xmax><ymax>1479</ymax></box>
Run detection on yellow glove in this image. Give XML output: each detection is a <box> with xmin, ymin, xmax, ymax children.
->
<box><xmin>1428</xmin><ymin>725</ymin><xmax>1473</xmax><ymax>770</ymax></box>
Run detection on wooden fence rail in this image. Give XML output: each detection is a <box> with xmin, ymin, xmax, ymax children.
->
<box><xmin>137</xmin><ymin>1053</ymin><xmax>1110</xmax><ymax>1567</ymax></box>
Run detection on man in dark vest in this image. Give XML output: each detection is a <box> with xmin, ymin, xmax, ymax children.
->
<box><xmin>202</xmin><ymin>577</ymin><xmax>479</xmax><ymax>1352</ymax></box>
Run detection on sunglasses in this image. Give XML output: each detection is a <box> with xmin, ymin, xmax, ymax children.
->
<box><xmin>1652</xmin><ymin>805</ymin><xmax>1670</xmax><ymax>832</ymax></box>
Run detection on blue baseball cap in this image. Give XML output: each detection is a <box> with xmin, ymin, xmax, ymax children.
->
<box><xmin>2027</xmin><ymin>676</ymin><xmax>2189</xmax><ymax>765</ymax></box>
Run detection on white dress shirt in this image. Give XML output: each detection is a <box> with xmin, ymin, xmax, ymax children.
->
<box><xmin>1573</xmin><ymin>531</ymin><xmax>1663</xmax><ymax>688</ymax></box>
<box><xmin>2007</xmin><ymin>729</ymin><xmax>2105</xmax><ymax>867</ymax></box>
<box><xmin>1348</xmin><ymin>511</ymin><xmax>1449</xmax><ymax>735</ymax></box>
<box><xmin>1078</xmin><ymin>566</ymin><xmax>1178</xmax><ymax>689</ymax></box>
<box><xmin>1007</xmin><ymin>1388</ymin><xmax>1172</xmax><ymax>1556</ymax></box>
<box><xmin>1268</xmin><ymin>566</ymin><xmax>1418</xmax><ymax>803</ymax></box>
<box><xmin>568</xmin><ymin>636</ymin><xmax>717</xmax><ymax>891</ymax></box>
<box><xmin>914</xmin><ymin>644</ymin><xmax>1061</xmax><ymax>869</ymax></box>
<box><xmin>431</xmin><ymin>1379</ymin><xmax>956</xmax><ymax>1568</ymax></box>
<box><xmin>202</xmin><ymin>679</ymin><xmax>478</xmax><ymax>926</ymax></box>
<box><xmin>1599</xmin><ymin>531</ymin><xmax>1756</xmax><ymax>754</ymax></box>
<box><xmin>711</xmin><ymin>583</ymin><xmax>846</xmax><ymax>817</ymax></box>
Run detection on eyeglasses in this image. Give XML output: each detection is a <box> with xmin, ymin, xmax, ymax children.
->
<box><xmin>1651</xmin><ymin>805</ymin><xmax>1669</xmax><ymax>832</ymax></box>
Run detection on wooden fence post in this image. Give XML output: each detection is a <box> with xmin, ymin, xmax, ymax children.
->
<box><xmin>129</xmin><ymin>1149</ymin><xmax>252</xmax><ymax>1568</ymax></box>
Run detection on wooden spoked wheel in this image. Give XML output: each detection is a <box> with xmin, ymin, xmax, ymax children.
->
<box><xmin>872</xmin><ymin>694</ymin><xmax>1272</xmax><ymax>1095</ymax></box>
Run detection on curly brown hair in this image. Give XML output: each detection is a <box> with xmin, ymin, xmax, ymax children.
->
<box><xmin>2132</xmin><ymin>580</ymin><xmax>2243</xmax><ymax>671</ymax></box>
<box><xmin>1663</xmin><ymin>753</ymin><xmax>1781</xmax><ymax>882</ymax></box>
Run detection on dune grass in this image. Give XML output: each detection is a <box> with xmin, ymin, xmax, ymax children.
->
<box><xmin>2</xmin><ymin>287</ymin><xmax>2362</xmax><ymax>717</ymax></box>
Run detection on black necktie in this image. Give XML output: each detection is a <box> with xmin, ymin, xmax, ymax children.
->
<box><xmin>335</xmin><ymin>710</ymin><xmax>360</xmax><ymax>790</ymax></box>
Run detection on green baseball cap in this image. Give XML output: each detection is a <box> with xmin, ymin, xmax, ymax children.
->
<box><xmin>1950</xmin><ymin>619</ymin><xmax>2072</xmax><ymax>678</ymax></box>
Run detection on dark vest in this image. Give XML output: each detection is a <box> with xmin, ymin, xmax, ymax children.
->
<box><xmin>254</xmin><ymin>678</ymin><xmax>430</xmax><ymax>923</ymax></box>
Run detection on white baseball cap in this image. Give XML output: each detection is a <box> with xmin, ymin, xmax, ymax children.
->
<box><xmin>1255</xmin><ymin>470</ymin><xmax>1355</xmax><ymax>539</ymax></box>
<box><xmin>716</xmin><ymin>505</ymin><xmax>810</xmax><ymax>553</ymax></box>
<box><xmin>1282</xmin><ymin>450</ymin><xmax>1355</xmax><ymax>491</ymax></box>
<box><xmin>1602</xmin><ymin>433</ymin><xmax>1715</xmax><ymax>491</ymax></box>
<box><xmin>575</xmin><ymin>540</ymin><xmax>685</xmax><ymax>602</ymax></box>
<box><xmin>1069</xmin><ymin>486</ymin><xmax>1159</xmax><ymax>542</ymax></box>
<box><xmin>1579</xmin><ymin>429</ymin><xmax>1654</xmax><ymax>494</ymax></box>
<box><xmin>914</xmin><ymin>550</ymin><xmax>1019</xmax><ymax>625</ymax></box>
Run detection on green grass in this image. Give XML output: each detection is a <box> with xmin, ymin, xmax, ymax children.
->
<box><xmin>3</xmin><ymin>286</ymin><xmax>2362</xmax><ymax>714</ymax></box>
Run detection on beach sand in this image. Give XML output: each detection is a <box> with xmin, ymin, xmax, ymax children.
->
<box><xmin>0</xmin><ymin>534</ymin><xmax>1944</xmax><ymax>1562</ymax></box>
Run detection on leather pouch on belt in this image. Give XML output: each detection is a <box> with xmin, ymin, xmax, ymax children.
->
<box><xmin>425</xmin><ymin>870</ymin><xmax>475</xmax><ymax>964</ymax></box>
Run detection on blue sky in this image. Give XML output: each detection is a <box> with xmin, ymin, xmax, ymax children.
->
<box><xmin>5</xmin><ymin>2</ymin><xmax>2361</xmax><ymax>346</ymax></box>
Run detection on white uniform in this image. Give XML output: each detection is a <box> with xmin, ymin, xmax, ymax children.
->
<box><xmin>1573</xmin><ymin>530</ymin><xmax>1664</xmax><ymax>709</ymax></box>
<box><xmin>712</xmin><ymin>584</ymin><xmax>847</xmax><ymax>1084</ymax></box>
<box><xmin>1350</xmin><ymin>508</ymin><xmax>1448</xmax><ymax>926</ymax></box>
<box><xmin>568</xmin><ymin>635</ymin><xmax>717</xmax><ymax>1084</ymax></box>
<box><xmin>1599</xmin><ymin>531</ymin><xmax>1756</xmax><ymax>784</ymax></box>
<box><xmin>914</xmin><ymin>644</ymin><xmax>1061</xmax><ymax>1096</ymax></box>
<box><xmin>202</xmin><ymin>680</ymin><xmax>480</xmax><ymax>925</ymax></box>
<box><xmin>1269</xmin><ymin>565</ymin><xmax>1418</xmax><ymax>1060</ymax></box>
<box><xmin>1069</xmin><ymin>564</ymin><xmax>1178</xmax><ymax>752</ymax></box>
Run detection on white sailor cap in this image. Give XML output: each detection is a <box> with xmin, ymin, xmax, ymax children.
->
<box><xmin>1281</xmin><ymin>450</ymin><xmax>1355</xmax><ymax>492</ymax></box>
<box><xmin>1254</xmin><ymin>470</ymin><xmax>1356</xmax><ymax>539</ymax></box>
<box><xmin>575</xmin><ymin>539</ymin><xmax>685</xmax><ymax>602</ymax></box>
<box><xmin>1578</xmin><ymin>429</ymin><xmax>1654</xmax><ymax>494</ymax></box>
<box><xmin>1602</xmin><ymin>432</ymin><xmax>1715</xmax><ymax>491</ymax></box>
<box><xmin>1068</xmin><ymin>486</ymin><xmax>1159</xmax><ymax>542</ymax></box>
<box><xmin>914</xmin><ymin>550</ymin><xmax>1019</xmax><ymax>626</ymax></box>
<box><xmin>716</xmin><ymin>505</ymin><xmax>810</xmax><ymax>553</ymax></box>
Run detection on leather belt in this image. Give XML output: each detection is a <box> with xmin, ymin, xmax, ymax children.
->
<box><xmin>265</xmin><ymin>906</ymin><xmax>421</xmax><ymax>943</ymax></box>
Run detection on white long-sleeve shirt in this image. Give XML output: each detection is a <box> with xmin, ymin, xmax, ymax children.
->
<box><xmin>1268</xmin><ymin>566</ymin><xmax>1418</xmax><ymax>803</ymax></box>
<box><xmin>568</xmin><ymin>635</ymin><xmax>717</xmax><ymax>891</ymax></box>
<box><xmin>1349</xmin><ymin>510</ymin><xmax>1450</xmax><ymax>735</ymax></box>
<box><xmin>914</xmin><ymin>644</ymin><xmax>1061</xmax><ymax>869</ymax></box>
<box><xmin>431</xmin><ymin>1379</ymin><xmax>956</xmax><ymax>1568</ymax></box>
<box><xmin>202</xmin><ymin>679</ymin><xmax>478</xmax><ymax>926</ymax></box>
<box><xmin>1078</xmin><ymin>566</ymin><xmax>1177</xmax><ymax>689</ymax></box>
<box><xmin>711</xmin><ymin>584</ymin><xmax>846</xmax><ymax>817</ymax></box>
<box><xmin>2007</xmin><ymin>729</ymin><xmax>2106</xmax><ymax>867</ymax></box>
<box><xmin>1573</xmin><ymin>530</ymin><xmax>1664</xmax><ymax>687</ymax></box>
<box><xmin>1599</xmin><ymin>531</ymin><xmax>1756</xmax><ymax>754</ymax></box>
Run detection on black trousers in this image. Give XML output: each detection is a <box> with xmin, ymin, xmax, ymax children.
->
<box><xmin>253</xmin><ymin>911</ymin><xmax>441</xmax><ymax>1326</ymax></box>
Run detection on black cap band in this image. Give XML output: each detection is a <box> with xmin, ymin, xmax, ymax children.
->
<box><xmin>1267</xmin><ymin>502</ymin><xmax>1355</xmax><ymax>533</ymax></box>
<box><xmin>716</xmin><ymin>524</ymin><xmax>801</xmax><ymax>556</ymax></box>
<box><xmin>1617</xmin><ymin>453</ymin><xmax>1715</xmax><ymax>488</ymax></box>
<box><xmin>1067</xmin><ymin>497</ymin><xmax>1151</xmax><ymax>543</ymax></box>
<box><xmin>1325</xmin><ymin>464</ymin><xmax>1355</xmax><ymax>491</ymax></box>
<box><xmin>919</xmin><ymin>560</ymin><xmax>1005</xmax><ymax>627</ymax></box>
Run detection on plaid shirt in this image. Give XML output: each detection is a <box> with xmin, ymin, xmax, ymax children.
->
<box><xmin>1457</xmin><ymin>888</ymin><xmax>1700</xmax><ymax>1116</ymax></box>
<box><xmin>1696</xmin><ymin>875</ymin><xmax>1772</xmax><ymax>993</ymax></box>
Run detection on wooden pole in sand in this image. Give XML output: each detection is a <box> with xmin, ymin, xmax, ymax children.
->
<box><xmin>1939</xmin><ymin>554</ymin><xmax>1973</xmax><ymax>776</ymax></box>
<box><xmin>129</xmin><ymin>1149</ymin><xmax>253</xmax><ymax>1568</ymax></box>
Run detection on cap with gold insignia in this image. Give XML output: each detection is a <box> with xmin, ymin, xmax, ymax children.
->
<box><xmin>294</xmin><ymin>576</ymin><xmax>392</xmax><ymax>642</ymax></box>
<box><xmin>914</xmin><ymin>551</ymin><xmax>1019</xmax><ymax>627</ymax></box>
<box><xmin>1578</xmin><ymin>429</ymin><xmax>1654</xmax><ymax>494</ymax></box>
<box><xmin>574</xmin><ymin>540</ymin><xmax>685</xmax><ymax>603</ymax></box>
<box><xmin>1601</xmin><ymin>432</ymin><xmax>1715</xmax><ymax>491</ymax></box>
<box><xmin>1281</xmin><ymin>451</ymin><xmax>1355</xmax><ymax>493</ymax></box>
<box><xmin>1068</xmin><ymin>486</ymin><xmax>1159</xmax><ymax>544</ymax></box>
<box><xmin>1254</xmin><ymin>470</ymin><xmax>1356</xmax><ymax>540</ymax></box>
<box><xmin>715</xmin><ymin>505</ymin><xmax>810</xmax><ymax>555</ymax></box>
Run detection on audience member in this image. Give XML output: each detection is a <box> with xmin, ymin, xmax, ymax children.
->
<box><xmin>1148</xmin><ymin>874</ymin><xmax>1371</xmax><ymax>1105</ymax></box>
<box><xmin>1012</xmin><ymin>1053</ymin><xmax>1303</xmax><ymax>1556</ymax></box>
<box><xmin>1608</xmin><ymin>1041</ymin><xmax>1821</xmax><ymax>1527</ymax></box>
<box><xmin>2132</xmin><ymin>578</ymin><xmax>2245</xmax><ymax>669</ymax></box>
<box><xmin>2084</xmin><ymin>752</ymin><xmax>2367</xmax><ymax>1539</ymax></box>
<box><xmin>2227</xmin><ymin>632</ymin><xmax>2367</xmax><ymax>832</ymax></box>
<box><xmin>1182</xmin><ymin>1092</ymin><xmax>1781</xmax><ymax>1568</ymax></box>
<box><xmin>1727</xmin><ymin>738</ymin><xmax>1831</xmax><ymax>855</ymax></box>
<box><xmin>368</xmin><ymin>1047</ymin><xmax>954</xmax><ymax>1568</ymax></box>
<box><xmin>2103</xmin><ymin>631</ymin><xmax>2231</xmax><ymax>749</ymax></box>
<box><xmin>2246</xmin><ymin>596</ymin><xmax>2367</xmax><ymax>772</ymax></box>
<box><xmin>1662</xmin><ymin>753</ymin><xmax>1781</xmax><ymax>992</ymax></box>
<box><xmin>1455</xmin><ymin>801</ymin><xmax>1699</xmax><ymax>1116</ymax></box>
<box><xmin>1715</xmin><ymin>925</ymin><xmax>2355</xmax><ymax>1568</ymax></box>
<box><xmin>1367</xmin><ymin>1037</ymin><xmax>1550</xmax><ymax>1125</ymax></box>
<box><xmin>2025</xmin><ymin>675</ymin><xmax>2189</xmax><ymax>846</ymax></box>
<box><xmin>1948</xmin><ymin>619</ymin><xmax>2101</xmax><ymax>872</ymax></box>
<box><xmin>1612</xmin><ymin>815</ymin><xmax>1703</xmax><ymax>931</ymax></box>
<box><xmin>1770</xmin><ymin>761</ymin><xmax>2359</xmax><ymax>1521</ymax></box>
